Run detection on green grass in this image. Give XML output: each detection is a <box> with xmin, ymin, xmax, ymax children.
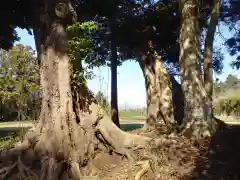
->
<box><xmin>0</xmin><ymin>135</ymin><xmax>20</xmax><ymax>149</ymax></box>
<box><xmin>0</xmin><ymin>127</ymin><xmax>28</xmax><ymax>149</ymax></box>
<box><xmin>119</xmin><ymin>110</ymin><xmax>145</xmax><ymax>120</ymax></box>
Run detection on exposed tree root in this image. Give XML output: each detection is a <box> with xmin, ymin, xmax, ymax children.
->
<box><xmin>0</xmin><ymin>103</ymin><xmax>186</xmax><ymax>180</ymax></box>
<box><xmin>135</xmin><ymin>160</ymin><xmax>151</xmax><ymax>180</ymax></box>
<box><xmin>0</xmin><ymin>155</ymin><xmax>38</xmax><ymax>180</ymax></box>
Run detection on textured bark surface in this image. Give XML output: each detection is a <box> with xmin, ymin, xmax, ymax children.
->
<box><xmin>0</xmin><ymin>1</ymin><xmax>94</xmax><ymax>179</ymax></box>
<box><xmin>203</xmin><ymin>0</ymin><xmax>221</xmax><ymax>126</ymax></box>
<box><xmin>179</xmin><ymin>0</ymin><xmax>216</xmax><ymax>138</ymax></box>
<box><xmin>204</xmin><ymin>0</ymin><xmax>220</xmax><ymax>101</ymax></box>
<box><xmin>139</xmin><ymin>50</ymin><xmax>180</xmax><ymax>131</ymax></box>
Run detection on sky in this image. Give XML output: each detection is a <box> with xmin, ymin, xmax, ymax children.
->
<box><xmin>14</xmin><ymin>25</ymin><xmax>239</xmax><ymax>109</ymax></box>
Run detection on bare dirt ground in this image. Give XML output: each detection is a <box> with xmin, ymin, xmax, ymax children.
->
<box><xmin>87</xmin><ymin>124</ymin><xmax>240</xmax><ymax>180</ymax></box>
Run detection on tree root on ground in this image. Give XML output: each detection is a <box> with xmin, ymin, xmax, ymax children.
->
<box><xmin>135</xmin><ymin>160</ymin><xmax>151</xmax><ymax>180</ymax></box>
<box><xmin>0</xmin><ymin>105</ymin><xmax>181</xmax><ymax>180</ymax></box>
<box><xmin>0</xmin><ymin>156</ymin><xmax>38</xmax><ymax>180</ymax></box>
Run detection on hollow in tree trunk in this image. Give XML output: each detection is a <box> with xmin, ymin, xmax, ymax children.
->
<box><xmin>170</xmin><ymin>75</ymin><xmax>184</xmax><ymax>126</ymax></box>
<box><xmin>179</xmin><ymin>0</ymin><xmax>216</xmax><ymax>139</ymax></box>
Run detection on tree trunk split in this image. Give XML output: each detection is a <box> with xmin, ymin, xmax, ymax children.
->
<box><xmin>139</xmin><ymin>52</ymin><xmax>183</xmax><ymax>131</ymax></box>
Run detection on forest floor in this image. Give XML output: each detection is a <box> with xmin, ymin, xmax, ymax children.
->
<box><xmin>86</xmin><ymin>123</ymin><xmax>240</xmax><ymax>180</ymax></box>
<box><xmin>0</xmin><ymin>116</ymin><xmax>240</xmax><ymax>179</ymax></box>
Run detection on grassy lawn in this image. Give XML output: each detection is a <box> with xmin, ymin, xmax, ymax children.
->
<box><xmin>119</xmin><ymin>110</ymin><xmax>145</xmax><ymax>120</ymax></box>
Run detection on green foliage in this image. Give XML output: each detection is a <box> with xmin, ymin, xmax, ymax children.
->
<box><xmin>213</xmin><ymin>74</ymin><xmax>240</xmax><ymax>95</ymax></box>
<box><xmin>221</xmin><ymin>0</ymin><xmax>240</xmax><ymax>66</ymax></box>
<box><xmin>214</xmin><ymin>91</ymin><xmax>240</xmax><ymax>116</ymax></box>
<box><xmin>68</xmin><ymin>21</ymin><xmax>98</xmax><ymax>91</ymax></box>
<box><xmin>0</xmin><ymin>136</ymin><xmax>19</xmax><ymax>149</ymax></box>
<box><xmin>0</xmin><ymin>44</ymin><xmax>40</xmax><ymax>121</ymax></box>
<box><xmin>67</xmin><ymin>21</ymin><xmax>97</xmax><ymax>66</ymax></box>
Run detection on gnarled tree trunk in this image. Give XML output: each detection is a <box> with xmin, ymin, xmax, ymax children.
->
<box><xmin>179</xmin><ymin>0</ymin><xmax>216</xmax><ymax>139</ymax></box>
<box><xmin>139</xmin><ymin>46</ymin><xmax>179</xmax><ymax>131</ymax></box>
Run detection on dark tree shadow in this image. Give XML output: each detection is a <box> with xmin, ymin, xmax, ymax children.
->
<box><xmin>120</xmin><ymin>123</ymin><xmax>143</xmax><ymax>131</ymax></box>
<box><xmin>181</xmin><ymin>124</ymin><xmax>240</xmax><ymax>180</ymax></box>
<box><xmin>171</xmin><ymin>75</ymin><xmax>184</xmax><ymax>125</ymax></box>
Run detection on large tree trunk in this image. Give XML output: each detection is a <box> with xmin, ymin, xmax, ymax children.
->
<box><xmin>0</xmin><ymin>1</ymin><xmax>93</xmax><ymax>179</ymax></box>
<box><xmin>110</xmin><ymin>17</ymin><xmax>120</xmax><ymax>127</ymax></box>
<box><xmin>179</xmin><ymin>0</ymin><xmax>216</xmax><ymax>139</ymax></box>
<box><xmin>139</xmin><ymin>49</ymin><xmax>178</xmax><ymax>131</ymax></box>
<box><xmin>203</xmin><ymin>0</ymin><xmax>221</xmax><ymax>123</ymax></box>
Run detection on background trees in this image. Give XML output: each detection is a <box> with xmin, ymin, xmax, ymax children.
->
<box><xmin>0</xmin><ymin>44</ymin><xmax>40</xmax><ymax>121</ymax></box>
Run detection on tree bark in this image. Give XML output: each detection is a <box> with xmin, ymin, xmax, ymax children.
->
<box><xmin>139</xmin><ymin>49</ymin><xmax>179</xmax><ymax>131</ymax></box>
<box><xmin>203</xmin><ymin>0</ymin><xmax>221</xmax><ymax>123</ymax></box>
<box><xmin>110</xmin><ymin>17</ymin><xmax>120</xmax><ymax>127</ymax></box>
<box><xmin>179</xmin><ymin>0</ymin><xmax>216</xmax><ymax>138</ymax></box>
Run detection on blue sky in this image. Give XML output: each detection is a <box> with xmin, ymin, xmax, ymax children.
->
<box><xmin>15</xmin><ymin>25</ymin><xmax>239</xmax><ymax>108</ymax></box>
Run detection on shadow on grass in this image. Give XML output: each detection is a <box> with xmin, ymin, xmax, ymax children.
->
<box><xmin>120</xmin><ymin>123</ymin><xmax>143</xmax><ymax>131</ymax></box>
<box><xmin>181</xmin><ymin>124</ymin><xmax>240</xmax><ymax>180</ymax></box>
<box><xmin>0</xmin><ymin>127</ymin><xmax>30</xmax><ymax>138</ymax></box>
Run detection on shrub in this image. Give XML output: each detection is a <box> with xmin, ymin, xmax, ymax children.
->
<box><xmin>213</xmin><ymin>91</ymin><xmax>240</xmax><ymax>116</ymax></box>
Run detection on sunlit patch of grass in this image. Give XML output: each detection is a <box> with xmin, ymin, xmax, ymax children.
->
<box><xmin>119</xmin><ymin>110</ymin><xmax>146</xmax><ymax>120</ymax></box>
<box><xmin>216</xmin><ymin>115</ymin><xmax>240</xmax><ymax>124</ymax></box>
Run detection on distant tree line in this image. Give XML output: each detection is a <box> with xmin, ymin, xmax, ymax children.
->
<box><xmin>213</xmin><ymin>75</ymin><xmax>240</xmax><ymax>116</ymax></box>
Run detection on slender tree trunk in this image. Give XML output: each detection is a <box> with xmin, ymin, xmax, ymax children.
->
<box><xmin>139</xmin><ymin>47</ymin><xmax>178</xmax><ymax>131</ymax></box>
<box><xmin>179</xmin><ymin>0</ymin><xmax>216</xmax><ymax>138</ymax></box>
<box><xmin>110</xmin><ymin>17</ymin><xmax>120</xmax><ymax>127</ymax></box>
<box><xmin>203</xmin><ymin>0</ymin><xmax>221</xmax><ymax>121</ymax></box>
